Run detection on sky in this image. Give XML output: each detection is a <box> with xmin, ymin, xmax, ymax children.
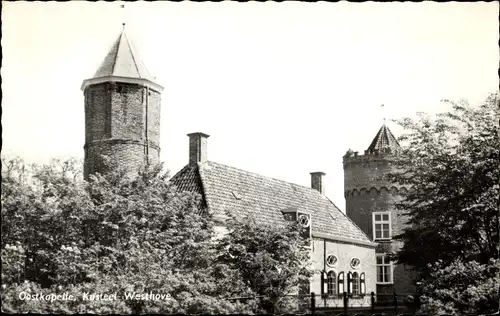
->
<box><xmin>2</xmin><ymin>1</ymin><xmax>499</xmax><ymax>211</ymax></box>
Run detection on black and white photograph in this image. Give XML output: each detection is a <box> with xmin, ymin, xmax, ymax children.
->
<box><xmin>1</xmin><ymin>1</ymin><xmax>499</xmax><ymax>315</ymax></box>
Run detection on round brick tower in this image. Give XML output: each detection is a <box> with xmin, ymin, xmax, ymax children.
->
<box><xmin>81</xmin><ymin>26</ymin><xmax>163</xmax><ymax>180</ymax></box>
<box><xmin>343</xmin><ymin>124</ymin><xmax>416</xmax><ymax>294</ymax></box>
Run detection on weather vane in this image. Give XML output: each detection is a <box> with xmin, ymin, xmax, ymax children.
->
<box><xmin>120</xmin><ymin>4</ymin><xmax>127</xmax><ymax>29</ymax></box>
<box><xmin>381</xmin><ymin>104</ymin><xmax>386</xmax><ymax>125</ymax></box>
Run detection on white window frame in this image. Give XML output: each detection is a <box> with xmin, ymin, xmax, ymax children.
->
<box><xmin>326</xmin><ymin>270</ymin><xmax>337</xmax><ymax>295</ymax></box>
<box><xmin>351</xmin><ymin>272</ymin><xmax>360</xmax><ymax>295</ymax></box>
<box><xmin>376</xmin><ymin>254</ymin><xmax>394</xmax><ymax>284</ymax></box>
<box><xmin>372</xmin><ymin>212</ymin><xmax>392</xmax><ymax>241</ymax></box>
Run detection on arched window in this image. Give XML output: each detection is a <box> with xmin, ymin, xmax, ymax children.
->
<box><xmin>352</xmin><ymin>272</ymin><xmax>360</xmax><ymax>295</ymax></box>
<box><xmin>327</xmin><ymin>271</ymin><xmax>336</xmax><ymax>295</ymax></box>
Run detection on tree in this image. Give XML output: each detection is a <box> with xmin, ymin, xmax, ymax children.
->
<box><xmin>417</xmin><ymin>258</ymin><xmax>499</xmax><ymax>315</ymax></box>
<box><xmin>1</xmin><ymin>157</ymin><xmax>251</xmax><ymax>314</ymax></box>
<box><xmin>386</xmin><ymin>92</ymin><xmax>499</xmax><ymax>314</ymax></box>
<box><xmin>214</xmin><ymin>214</ymin><xmax>313</xmax><ymax>314</ymax></box>
<box><xmin>1</xmin><ymin>156</ymin><xmax>313</xmax><ymax>314</ymax></box>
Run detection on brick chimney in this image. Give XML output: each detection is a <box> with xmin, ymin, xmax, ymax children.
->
<box><xmin>187</xmin><ymin>132</ymin><xmax>210</xmax><ymax>164</ymax></box>
<box><xmin>310</xmin><ymin>172</ymin><xmax>326</xmax><ymax>195</ymax></box>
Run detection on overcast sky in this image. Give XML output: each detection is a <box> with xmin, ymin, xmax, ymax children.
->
<box><xmin>2</xmin><ymin>1</ymin><xmax>498</xmax><ymax>211</ymax></box>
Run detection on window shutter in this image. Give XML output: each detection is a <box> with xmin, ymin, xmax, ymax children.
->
<box><xmin>321</xmin><ymin>271</ymin><xmax>326</xmax><ymax>294</ymax></box>
<box><xmin>347</xmin><ymin>272</ymin><xmax>353</xmax><ymax>294</ymax></box>
<box><xmin>323</xmin><ymin>271</ymin><xmax>328</xmax><ymax>294</ymax></box>
<box><xmin>360</xmin><ymin>272</ymin><xmax>366</xmax><ymax>294</ymax></box>
<box><xmin>338</xmin><ymin>272</ymin><xmax>344</xmax><ymax>294</ymax></box>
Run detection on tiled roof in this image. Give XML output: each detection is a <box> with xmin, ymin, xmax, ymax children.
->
<box><xmin>92</xmin><ymin>28</ymin><xmax>156</xmax><ymax>82</ymax></box>
<box><xmin>366</xmin><ymin>124</ymin><xmax>400</xmax><ymax>154</ymax></box>
<box><xmin>168</xmin><ymin>164</ymin><xmax>207</xmax><ymax>212</ymax></box>
<box><xmin>170</xmin><ymin>164</ymin><xmax>204</xmax><ymax>195</ymax></box>
<box><xmin>170</xmin><ymin>161</ymin><xmax>372</xmax><ymax>244</ymax></box>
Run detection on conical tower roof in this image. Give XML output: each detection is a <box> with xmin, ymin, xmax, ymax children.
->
<box><xmin>366</xmin><ymin>124</ymin><xmax>400</xmax><ymax>154</ymax></box>
<box><xmin>81</xmin><ymin>26</ymin><xmax>163</xmax><ymax>92</ymax></box>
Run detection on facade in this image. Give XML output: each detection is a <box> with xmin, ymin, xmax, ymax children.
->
<box><xmin>171</xmin><ymin>133</ymin><xmax>378</xmax><ymax>305</ymax></box>
<box><xmin>81</xmin><ymin>27</ymin><xmax>163</xmax><ymax>180</ymax></box>
<box><xmin>343</xmin><ymin>125</ymin><xmax>416</xmax><ymax>294</ymax></box>
<box><xmin>83</xmin><ymin>28</ymin><xmax>383</xmax><ymax>305</ymax></box>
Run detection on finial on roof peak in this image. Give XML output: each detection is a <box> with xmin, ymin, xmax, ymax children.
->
<box><xmin>380</xmin><ymin>103</ymin><xmax>386</xmax><ymax>126</ymax></box>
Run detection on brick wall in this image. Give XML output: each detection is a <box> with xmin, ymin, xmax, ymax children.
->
<box><xmin>84</xmin><ymin>81</ymin><xmax>161</xmax><ymax>179</ymax></box>
<box><xmin>343</xmin><ymin>153</ymin><xmax>416</xmax><ymax>294</ymax></box>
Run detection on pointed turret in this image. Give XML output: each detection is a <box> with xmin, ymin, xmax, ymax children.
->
<box><xmin>81</xmin><ymin>25</ymin><xmax>163</xmax><ymax>92</ymax></box>
<box><xmin>82</xmin><ymin>25</ymin><xmax>163</xmax><ymax>180</ymax></box>
<box><xmin>366</xmin><ymin>124</ymin><xmax>400</xmax><ymax>155</ymax></box>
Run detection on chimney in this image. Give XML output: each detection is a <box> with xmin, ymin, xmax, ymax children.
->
<box><xmin>187</xmin><ymin>132</ymin><xmax>210</xmax><ymax>164</ymax></box>
<box><xmin>310</xmin><ymin>172</ymin><xmax>326</xmax><ymax>195</ymax></box>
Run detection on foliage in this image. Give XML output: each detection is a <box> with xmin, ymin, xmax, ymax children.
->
<box><xmin>418</xmin><ymin>259</ymin><xmax>500</xmax><ymax>315</ymax></box>
<box><xmin>215</xmin><ymin>214</ymin><xmax>313</xmax><ymax>314</ymax></box>
<box><xmin>385</xmin><ymin>92</ymin><xmax>499</xmax><ymax>314</ymax></box>
<box><xmin>1</xmin><ymin>157</ymin><xmax>228</xmax><ymax>313</ymax></box>
<box><xmin>1</xmin><ymin>156</ymin><xmax>312</xmax><ymax>314</ymax></box>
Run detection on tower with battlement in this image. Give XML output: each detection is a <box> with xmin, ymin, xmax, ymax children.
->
<box><xmin>81</xmin><ymin>27</ymin><xmax>163</xmax><ymax>179</ymax></box>
<box><xmin>343</xmin><ymin>124</ymin><xmax>416</xmax><ymax>294</ymax></box>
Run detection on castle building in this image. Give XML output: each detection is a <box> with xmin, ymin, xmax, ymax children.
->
<box><xmin>82</xmin><ymin>27</ymin><xmax>390</xmax><ymax>306</ymax></box>
<box><xmin>170</xmin><ymin>133</ymin><xmax>378</xmax><ymax>305</ymax></box>
<box><xmin>343</xmin><ymin>125</ymin><xmax>416</xmax><ymax>294</ymax></box>
<box><xmin>81</xmin><ymin>26</ymin><xmax>163</xmax><ymax>180</ymax></box>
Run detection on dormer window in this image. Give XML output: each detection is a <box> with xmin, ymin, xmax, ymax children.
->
<box><xmin>281</xmin><ymin>208</ymin><xmax>312</xmax><ymax>245</ymax></box>
<box><xmin>298</xmin><ymin>214</ymin><xmax>310</xmax><ymax>227</ymax></box>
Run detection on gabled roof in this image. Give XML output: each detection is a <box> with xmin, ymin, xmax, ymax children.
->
<box><xmin>170</xmin><ymin>161</ymin><xmax>373</xmax><ymax>246</ymax></box>
<box><xmin>81</xmin><ymin>27</ymin><xmax>163</xmax><ymax>92</ymax></box>
<box><xmin>366</xmin><ymin>124</ymin><xmax>400</xmax><ymax>154</ymax></box>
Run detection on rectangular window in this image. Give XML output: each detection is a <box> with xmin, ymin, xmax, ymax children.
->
<box><xmin>372</xmin><ymin>212</ymin><xmax>391</xmax><ymax>240</ymax></box>
<box><xmin>376</xmin><ymin>254</ymin><xmax>393</xmax><ymax>284</ymax></box>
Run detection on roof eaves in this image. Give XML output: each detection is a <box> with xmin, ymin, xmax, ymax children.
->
<box><xmin>312</xmin><ymin>231</ymin><xmax>378</xmax><ymax>248</ymax></box>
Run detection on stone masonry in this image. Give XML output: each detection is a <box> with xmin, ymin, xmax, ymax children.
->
<box><xmin>343</xmin><ymin>146</ymin><xmax>417</xmax><ymax>294</ymax></box>
<box><xmin>83</xmin><ymin>82</ymin><xmax>161</xmax><ymax>179</ymax></box>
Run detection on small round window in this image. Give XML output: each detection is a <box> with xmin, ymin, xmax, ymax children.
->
<box><xmin>326</xmin><ymin>254</ymin><xmax>338</xmax><ymax>267</ymax></box>
<box><xmin>298</xmin><ymin>214</ymin><xmax>310</xmax><ymax>228</ymax></box>
<box><xmin>350</xmin><ymin>257</ymin><xmax>361</xmax><ymax>269</ymax></box>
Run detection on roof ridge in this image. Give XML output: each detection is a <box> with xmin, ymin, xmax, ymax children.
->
<box><xmin>174</xmin><ymin>160</ymin><xmax>372</xmax><ymax>243</ymax></box>
<box><xmin>111</xmin><ymin>31</ymin><xmax>122</xmax><ymax>75</ymax></box>
<box><xmin>203</xmin><ymin>160</ymin><xmax>319</xmax><ymax>193</ymax></box>
<box><xmin>123</xmin><ymin>31</ymin><xmax>141</xmax><ymax>78</ymax></box>
<box><xmin>195</xmin><ymin>163</ymin><xmax>211</xmax><ymax>212</ymax></box>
